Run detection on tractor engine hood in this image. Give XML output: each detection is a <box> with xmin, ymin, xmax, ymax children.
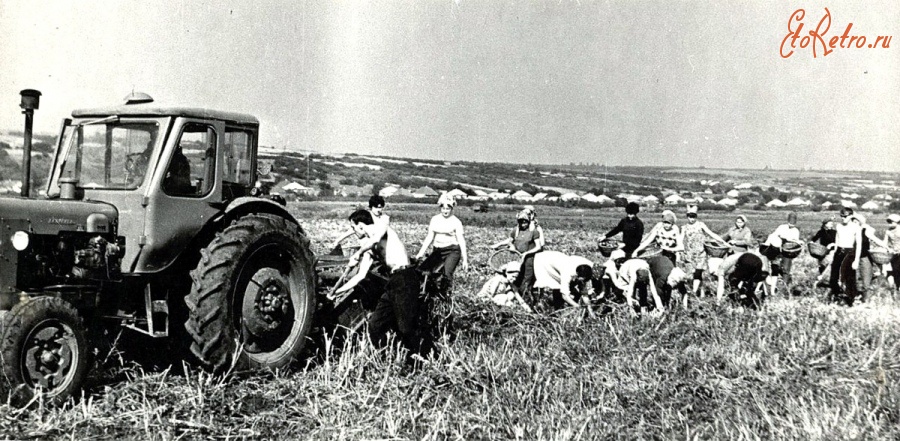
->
<box><xmin>0</xmin><ymin>197</ymin><xmax>118</xmax><ymax>235</ymax></box>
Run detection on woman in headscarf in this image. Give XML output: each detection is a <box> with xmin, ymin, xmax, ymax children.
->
<box><xmin>721</xmin><ymin>215</ymin><xmax>753</xmax><ymax>253</ymax></box>
<box><xmin>680</xmin><ymin>205</ymin><xmax>729</xmax><ymax>298</ymax></box>
<box><xmin>491</xmin><ymin>209</ymin><xmax>545</xmax><ymax>305</ymax></box>
<box><xmin>633</xmin><ymin>210</ymin><xmax>683</xmax><ymax>265</ymax></box>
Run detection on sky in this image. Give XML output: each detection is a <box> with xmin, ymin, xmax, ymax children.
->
<box><xmin>0</xmin><ymin>1</ymin><xmax>898</xmax><ymax>171</ymax></box>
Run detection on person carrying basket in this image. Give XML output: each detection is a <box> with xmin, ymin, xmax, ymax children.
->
<box><xmin>600</xmin><ymin>202</ymin><xmax>644</xmax><ymax>258</ymax></box>
<box><xmin>808</xmin><ymin>219</ymin><xmax>837</xmax><ymax>286</ymax></box>
<box><xmin>491</xmin><ymin>209</ymin><xmax>545</xmax><ymax>306</ymax></box>
<box><xmin>842</xmin><ymin>214</ymin><xmax>890</xmax><ymax>304</ymax></box>
<box><xmin>633</xmin><ymin>210</ymin><xmax>683</xmax><ymax>265</ymax></box>
<box><xmin>680</xmin><ymin>205</ymin><xmax>729</xmax><ymax>300</ymax></box>
<box><xmin>762</xmin><ymin>212</ymin><xmax>804</xmax><ymax>292</ymax></box>
<box><xmin>721</xmin><ymin>215</ymin><xmax>753</xmax><ymax>253</ymax></box>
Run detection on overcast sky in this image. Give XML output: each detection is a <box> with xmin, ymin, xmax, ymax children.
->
<box><xmin>1</xmin><ymin>1</ymin><xmax>897</xmax><ymax>171</ymax></box>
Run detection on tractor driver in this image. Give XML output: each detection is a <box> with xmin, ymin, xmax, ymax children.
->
<box><xmin>162</xmin><ymin>146</ymin><xmax>192</xmax><ymax>195</ymax></box>
<box><xmin>125</xmin><ymin>135</ymin><xmax>156</xmax><ymax>186</ymax></box>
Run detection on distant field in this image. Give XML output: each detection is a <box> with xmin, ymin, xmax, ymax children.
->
<box><xmin>1</xmin><ymin>203</ymin><xmax>898</xmax><ymax>439</ymax></box>
<box><xmin>662</xmin><ymin>168</ymin><xmax>862</xmax><ymax>180</ymax></box>
<box><xmin>291</xmin><ymin>201</ymin><xmax>892</xmax><ymax>244</ymax></box>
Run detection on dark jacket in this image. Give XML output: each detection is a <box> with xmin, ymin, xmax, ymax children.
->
<box><xmin>810</xmin><ymin>228</ymin><xmax>836</xmax><ymax>247</ymax></box>
<box><xmin>605</xmin><ymin>217</ymin><xmax>644</xmax><ymax>253</ymax></box>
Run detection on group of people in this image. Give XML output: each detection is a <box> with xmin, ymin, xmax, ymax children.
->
<box><xmin>331</xmin><ymin>194</ymin><xmax>470</xmax><ymax>356</ymax></box>
<box><xmin>484</xmin><ymin>202</ymin><xmax>900</xmax><ymax>315</ymax></box>
<box><xmin>329</xmin><ymin>194</ymin><xmax>900</xmax><ymax>356</ymax></box>
<box><xmin>812</xmin><ymin>208</ymin><xmax>900</xmax><ymax>305</ymax></box>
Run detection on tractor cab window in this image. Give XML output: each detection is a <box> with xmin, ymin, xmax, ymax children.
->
<box><xmin>224</xmin><ymin>129</ymin><xmax>253</xmax><ymax>185</ymax></box>
<box><xmin>48</xmin><ymin>119</ymin><xmax>163</xmax><ymax>197</ymax></box>
<box><xmin>222</xmin><ymin>129</ymin><xmax>254</xmax><ymax>199</ymax></box>
<box><xmin>164</xmin><ymin>123</ymin><xmax>217</xmax><ymax>197</ymax></box>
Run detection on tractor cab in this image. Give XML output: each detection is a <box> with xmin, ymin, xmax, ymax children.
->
<box><xmin>46</xmin><ymin>96</ymin><xmax>261</xmax><ymax>273</ymax></box>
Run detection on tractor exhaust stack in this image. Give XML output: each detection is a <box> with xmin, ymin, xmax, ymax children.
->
<box><xmin>19</xmin><ymin>89</ymin><xmax>41</xmax><ymax>197</ymax></box>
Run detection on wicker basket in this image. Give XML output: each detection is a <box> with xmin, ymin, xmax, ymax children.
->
<box><xmin>597</xmin><ymin>239</ymin><xmax>620</xmax><ymax>257</ymax></box>
<box><xmin>781</xmin><ymin>242</ymin><xmax>803</xmax><ymax>258</ymax></box>
<box><xmin>869</xmin><ymin>248</ymin><xmax>894</xmax><ymax>265</ymax></box>
<box><xmin>807</xmin><ymin>242</ymin><xmax>828</xmax><ymax>259</ymax></box>
<box><xmin>489</xmin><ymin>249</ymin><xmax>522</xmax><ymax>272</ymax></box>
<box><xmin>704</xmin><ymin>242</ymin><xmax>731</xmax><ymax>258</ymax></box>
<box><xmin>636</xmin><ymin>248</ymin><xmax>662</xmax><ymax>259</ymax></box>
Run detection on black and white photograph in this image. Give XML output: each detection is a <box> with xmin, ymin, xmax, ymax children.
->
<box><xmin>0</xmin><ymin>1</ymin><xmax>898</xmax><ymax>439</ymax></box>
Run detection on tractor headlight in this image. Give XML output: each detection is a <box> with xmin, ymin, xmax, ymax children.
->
<box><xmin>11</xmin><ymin>231</ymin><xmax>29</xmax><ymax>251</ymax></box>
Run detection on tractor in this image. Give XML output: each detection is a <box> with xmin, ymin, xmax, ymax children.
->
<box><xmin>0</xmin><ymin>93</ymin><xmax>317</xmax><ymax>405</ymax></box>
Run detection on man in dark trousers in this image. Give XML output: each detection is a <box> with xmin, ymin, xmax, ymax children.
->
<box><xmin>335</xmin><ymin>210</ymin><xmax>430</xmax><ymax>356</ymax></box>
<box><xmin>601</xmin><ymin>202</ymin><xmax>644</xmax><ymax>258</ymax></box>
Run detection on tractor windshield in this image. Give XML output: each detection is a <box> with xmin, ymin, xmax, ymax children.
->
<box><xmin>48</xmin><ymin>118</ymin><xmax>165</xmax><ymax>197</ymax></box>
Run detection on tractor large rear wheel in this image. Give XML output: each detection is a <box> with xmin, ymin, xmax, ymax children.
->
<box><xmin>0</xmin><ymin>297</ymin><xmax>90</xmax><ymax>406</ymax></box>
<box><xmin>185</xmin><ymin>214</ymin><xmax>315</xmax><ymax>373</ymax></box>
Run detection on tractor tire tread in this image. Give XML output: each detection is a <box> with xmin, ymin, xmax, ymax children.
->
<box><xmin>184</xmin><ymin>213</ymin><xmax>314</xmax><ymax>373</ymax></box>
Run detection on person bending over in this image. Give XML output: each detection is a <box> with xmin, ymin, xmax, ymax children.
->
<box><xmin>714</xmin><ymin>248</ymin><xmax>771</xmax><ymax>308</ymax></box>
<box><xmin>477</xmin><ymin>261</ymin><xmax>532</xmax><ymax>312</ymax></box>
<box><xmin>645</xmin><ymin>254</ymin><xmax>688</xmax><ymax>309</ymax></box>
<box><xmin>333</xmin><ymin>195</ymin><xmax>390</xmax><ymax>251</ymax></box>
<box><xmin>606</xmin><ymin>254</ymin><xmax>665</xmax><ymax>315</ymax></box>
<box><xmin>334</xmin><ymin>209</ymin><xmax>430</xmax><ymax>355</ymax></box>
<box><xmin>532</xmin><ymin>250</ymin><xmax>600</xmax><ymax>316</ymax></box>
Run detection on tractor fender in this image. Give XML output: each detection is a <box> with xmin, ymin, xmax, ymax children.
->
<box><xmin>215</xmin><ymin>197</ymin><xmax>303</xmax><ymax>233</ymax></box>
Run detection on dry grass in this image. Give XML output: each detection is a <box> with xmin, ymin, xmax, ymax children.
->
<box><xmin>1</xmin><ymin>206</ymin><xmax>898</xmax><ymax>440</ymax></box>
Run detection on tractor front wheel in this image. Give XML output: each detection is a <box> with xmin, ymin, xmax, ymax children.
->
<box><xmin>0</xmin><ymin>296</ymin><xmax>90</xmax><ymax>406</ymax></box>
<box><xmin>185</xmin><ymin>214</ymin><xmax>315</xmax><ymax>373</ymax></box>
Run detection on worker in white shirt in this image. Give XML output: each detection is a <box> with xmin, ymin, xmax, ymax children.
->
<box><xmin>604</xmin><ymin>250</ymin><xmax>665</xmax><ymax>315</ymax></box>
<box><xmin>829</xmin><ymin>208</ymin><xmax>861</xmax><ymax>301</ymax></box>
<box><xmin>332</xmin><ymin>195</ymin><xmax>390</xmax><ymax>251</ymax></box>
<box><xmin>533</xmin><ymin>250</ymin><xmax>599</xmax><ymax>316</ymax></box>
<box><xmin>335</xmin><ymin>209</ymin><xmax>429</xmax><ymax>355</ymax></box>
<box><xmin>763</xmin><ymin>211</ymin><xmax>803</xmax><ymax>287</ymax></box>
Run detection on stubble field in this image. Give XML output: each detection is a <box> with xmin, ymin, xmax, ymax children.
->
<box><xmin>1</xmin><ymin>202</ymin><xmax>898</xmax><ymax>440</ymax></box>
